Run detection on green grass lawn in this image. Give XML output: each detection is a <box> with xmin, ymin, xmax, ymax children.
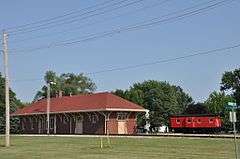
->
<box><xmin>0</xmin><ymin>136</ymin><xmax>238</xmax><ymax>159</ymax></box>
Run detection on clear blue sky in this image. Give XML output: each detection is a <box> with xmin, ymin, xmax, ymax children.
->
<box><xmin>0</xmin><ymin>0</ymin><xmax>239</xmax><ymax>102</ymax></box>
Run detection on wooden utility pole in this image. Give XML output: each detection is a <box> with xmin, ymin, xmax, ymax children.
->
<box><xmin>2</xmin><ymin>31</ymin><xmax>10</xmax><ymax>147</ymax></box>
<box><xmin>47</xmin><ymin>82</ymin><xmax>50</xmax><ymax>135</ymax></box>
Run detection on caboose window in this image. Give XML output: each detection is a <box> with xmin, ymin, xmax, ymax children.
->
<box><xmin>197</xmin><ymin>119</ymin><xmax>201</xmax><ymax>123</ymax></box>
<box><xmin>209</xmin><ymin>118</ymin><xmax>214</xmax><ymax>123</ymax></box>
<box><xmin>187</xmin><ymin>118</ymin><xmax>191</xmax><ymax>123</ymax></box>
<box><xmin>176</xmin><ymin>119</ymin><xmax>180</xmax><ymax>124</ymax></box>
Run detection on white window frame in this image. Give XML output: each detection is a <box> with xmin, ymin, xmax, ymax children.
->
<box><xmin>117</xmin><ymin>112</ymin><xmax>128</xmax><ymax>121</ymax></box>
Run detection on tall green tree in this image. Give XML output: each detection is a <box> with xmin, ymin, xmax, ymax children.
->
<box><xmin>0</xmin><ymin>73</ymin><xmax>23</xmax><ymax>133</ymax></box>
<box><xmin>34</xmin><ymin>71</ymin><xmax>97</xmax><ymax>101</ymax></box>
<box><xmin>184</xmin><ymin>103</ymin><xmax>210</xmax><ymax>114</ymax></box>
<box><xmin>205</xmin><ymin>91</ymin><xmax>234</xmax><ymax>131</ymax></box>
<box><xmin>205</xmin><ymin>91</ymin><xmax>233</xmax><ymax>114</ymax></box>
<box><xmin>220</xmin><ymin>68</ymin><xmax>240</xmax><ymax>130</ymax></box>
<box><xmin>221</xmin><ymin>68</ymin><xmax>240</xmax><ymax>104</ymax></box>
<box><xmin>114</xmin><ymin>80</ymin><xmax>193</xmax><ymax>129</ymax></box>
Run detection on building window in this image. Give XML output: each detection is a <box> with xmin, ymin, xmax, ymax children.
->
<box><xmin>63</xmin><ymin>115</ymin><xmax>69</xmax><ymax>124</ymax></box>
<box><xmin>91</xmin><ymin>114</ymin><xmax>98</xmax><ymax>124</ymax></box>
<box><xmin>30</xmin><ymin>118</ymin><xmax>34</xmax><ymax>130</ymax></box>
<box><xmin>22</xmin><ymin>118</ymin><xmax>25</xmax><ymax>131</ymax></box>
<box><xmin>39</xmin><ymin>118</ymin><xmax>45</xmax><ymax>130</ymax></box>
<box><xmin>117</xmin><ymin>113</ymin><xmax>128</xmax><ymax>121</ymax></box>
<box><xmin>50</xmin><ymin>117</ymin><xmax>54</xmax><ymax>129</ymax></box>
<box><xmin>76</xmin><ymin>115</ymin><xmax>83</xmax><ymax>122</ymax></box>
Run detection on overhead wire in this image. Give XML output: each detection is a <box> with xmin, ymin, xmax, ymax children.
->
<box><xmin>121</xmin><ymin>0</ymin><xmax>231</xmax><ymax>32</ymax></box>
<box><xmin>9</xmin><ymin>0</ymin><xmax>171</xmax><ymax>44</ymax></box>
<box><xmin>11</xmin><ymin>42</ymin><xmax>240</xmax><ymax>82</ymax></box>
<box><xmin>60</xmin><ymin>0</ymin><xmax>228</xmax><ymax>45</ymax></box>
<box><xmin>6</xmin><ymin>0</ymin><xmax>118</xmax><ymax>31</ymax></box>
<box><xmin>8</xmin><ymin>0</ymin><xmax>234</xmax><ymax>54</ymax></box>
<box><xmin>8</xmin><ymin>0</ymin><xmax>147</xmax><ymax>35</ymax></box>
<box><xmin>86</xmin><ymin>43</ymin><xmax>240</xmax><ymax>75</ymax></box>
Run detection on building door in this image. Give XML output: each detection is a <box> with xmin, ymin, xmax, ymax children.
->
<box><xmin>118</xmin><ymin>121</ymin><xmax>127</xmax><ymax>134</ymax></box>
<box><xmin>75</xmin><ymin>116</ymin><xmax>83</xmax><ymax>134</ymax></box>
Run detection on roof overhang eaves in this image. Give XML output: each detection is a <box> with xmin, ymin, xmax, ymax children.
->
<box><xmin>11</xmin><ymin>108</ymin><xmax>147</xmax><ymax>116</ymax></box>
<box><xmin>105</xmin><ymin>108</ymin><xmax>147</xmax><ymax>112</ymax></box>
<box><xmin>11</xmin><ymin>109</ymin><xmax>106</xmax><ymax>116</ymax></box>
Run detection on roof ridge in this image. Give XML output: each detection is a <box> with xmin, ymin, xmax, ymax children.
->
<box><xmin>46</xmin><ymin>92</ymin><xmax>110</xmax><ymax>100</ymax></box>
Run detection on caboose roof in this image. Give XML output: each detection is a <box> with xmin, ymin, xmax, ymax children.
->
<box><xmin>170</xmin><ymin>114</ymin><xmax>220</xmax><ymax>117</ymax></box>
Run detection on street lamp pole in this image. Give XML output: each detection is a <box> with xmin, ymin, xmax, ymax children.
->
<box><xmin>46</xmin><ymin>81</ymin><xmax>56</xmax><ymax>135</ymax></box>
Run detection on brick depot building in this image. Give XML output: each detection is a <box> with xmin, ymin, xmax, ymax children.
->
<box><xmin>12</xmin><ymin>92</ymin><xmax>146</xmax><ymax>135</ymax></box>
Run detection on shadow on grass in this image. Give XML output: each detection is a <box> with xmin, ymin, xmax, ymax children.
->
<box><xmin>0</xmin><ymin>144</ymin><xmax>17</xmax><ymax>148</ymax></box>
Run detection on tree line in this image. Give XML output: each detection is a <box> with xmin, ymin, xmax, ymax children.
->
<box><xmin>0</xmin><ymin>68</ymin><xmax>239</xmax><ymax>133</ymax></box>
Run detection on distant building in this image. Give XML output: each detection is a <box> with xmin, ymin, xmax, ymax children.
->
<box><xmin>12</xmin><ymin>92</ymin><xmax>147</xmax><ymax>135</ymax></box>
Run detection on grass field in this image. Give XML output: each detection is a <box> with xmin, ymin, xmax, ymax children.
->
<box><xmin>0</xmin><ymin>136</ymin><xmax>239</xmax><ymax>159</ymax></box>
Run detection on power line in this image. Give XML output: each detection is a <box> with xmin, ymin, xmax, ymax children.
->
<box><xmin>121</xmin><ymin>0</ymin><xmax>230</xmax><ymax>32</ymax></box>
<box><xmin>9</xmin><ymin>0</ymin><xmax>147</xmax><ymax>35</ymax></box>
<box><xmin>9</xmin><ymin>0</ymin><xmax>129</xmax><ymax>33</ymax></box>
<box><xmin>86</xmin><ymin>43</ymin><xmax>240</xmax><ymax>75</ymax></box>
<box><xmin>8</xmin><ymin>0</ymin><xmax>221</xmax><ymax>52</ymax></box>
<box><xmin>61</xmin><ymin>0</ymin><xmax>228</xmax><ymax>45</ymax></box>
<box><xmin>6</xmin><ymin>0</ymin><xmax>117</xmax><ymax>31</ymax></box>
<box><xmin>10</xmin><ymin>0</ymin><xmax>171</xmax><ymax>44</ymax></box>
<box><xmin>9</xmin><ymin>0</ymin><xmax>234</xmax><ymax>54</ymax></box>
<box><xmin>11</xmin><ymin>42</ymin><xmax>240</xmax><ymax>82</ymax></box>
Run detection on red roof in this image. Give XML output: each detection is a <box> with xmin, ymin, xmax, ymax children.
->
<box><xmin>12</xmin><ymin>92</ymin><xmax>146</xmax><ymax>116</ymax></box>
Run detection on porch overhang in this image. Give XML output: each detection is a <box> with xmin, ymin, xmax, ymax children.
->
<box><xmin>11</xmin><ymin>108</ymin><xmax>147</xmax><ymax>117</ymax></box>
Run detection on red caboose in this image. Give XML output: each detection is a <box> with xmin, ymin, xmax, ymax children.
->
<box><xmin>170</xmin><ymin>114</ymin><xmax>222</xmax><ymax>133</ymax></box>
